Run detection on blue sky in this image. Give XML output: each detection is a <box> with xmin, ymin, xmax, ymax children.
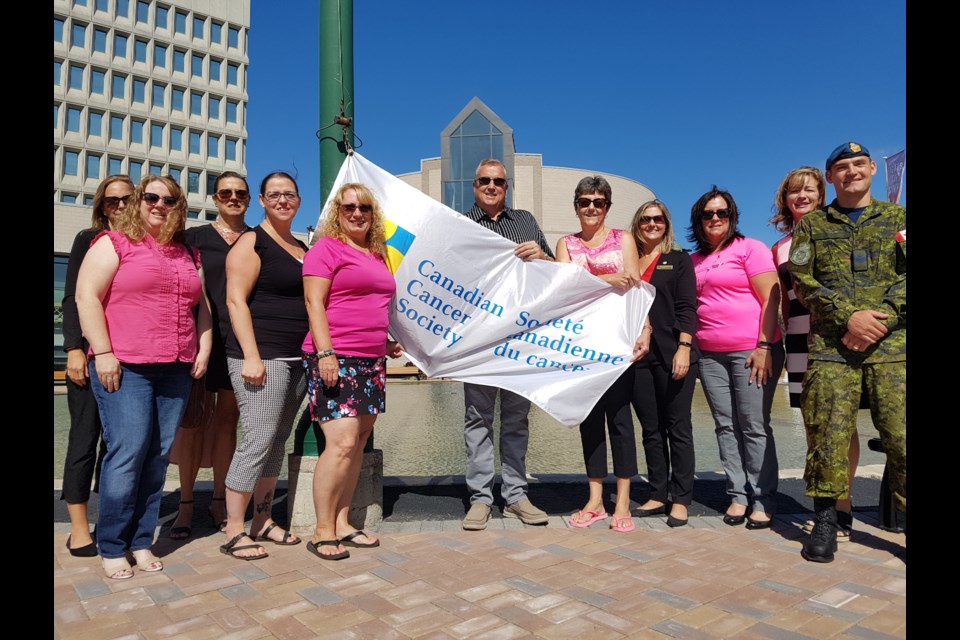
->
<box><xmin>245</xmin><ymin>1</ymin><xmax>906</xmax><ymax>248</ymax></box>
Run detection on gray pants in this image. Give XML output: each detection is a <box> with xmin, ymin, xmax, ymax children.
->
<box><xmin>698</xmin><ymin>346</ymin><xmax>784</xmax><ymax>514</ymax></box>
<box><xmin>463</xmin><ymin>382</ymin><xmax>531</xmax><ymax>506</ymax></box>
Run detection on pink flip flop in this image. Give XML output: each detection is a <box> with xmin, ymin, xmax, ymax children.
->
<box><xmin>610</xmin><ymin>515</ymin><xmax>635</xmax><ymax>532</ymax></box>
<box><xmin>569</xmin><ymin>509</ymin><xmax>609</xmax><ymax>528</ymax></box>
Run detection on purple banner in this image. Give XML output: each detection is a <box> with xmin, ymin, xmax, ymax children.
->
<box><xmin>884</xmin><ymin>150</ymin><xmax>906</xmax><ymax>204</ymax></box>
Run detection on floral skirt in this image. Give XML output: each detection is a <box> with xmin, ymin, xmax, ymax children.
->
<box><xmin>302</xmin><ymin>353</ymin><xmax>386</xmax><ymax>423</ymax></box>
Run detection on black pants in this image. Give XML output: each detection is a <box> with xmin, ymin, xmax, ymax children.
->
<box><xmin>579</xmin><ymin>368</ymin><xmax>638</xmax><ymax>479</ymax></box>
<box><xmin>60</xmin><ymin>376</ymin><xmax>105</xmax><ymax>504</ymax></box>
<box><xmin>631</xmin><ymin>359</ymin><xmax>698</xmax><ymax>505</ymax></box>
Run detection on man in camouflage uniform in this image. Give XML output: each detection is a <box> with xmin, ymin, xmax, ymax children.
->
<box><xmin>789</xmin><ymin>142</ymin><xmax>906</xmax><ymax>563</ymax></box>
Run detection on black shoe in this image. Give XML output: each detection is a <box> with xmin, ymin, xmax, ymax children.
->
<box><xmin>666</xmin><ymin>515</ymin><xmax>688</xmax><ymax>528</ymax></box>
<box><xmin>633</xmin><ymin>504</ymin><xmax>667</xmax><ymax>517</ymax></box>
<box><xmin>801</xmin><ymin>499</ymin><xmax>838</xmax><ymax>563</ymax></box>
<box><xmin>745</xmin><ymin>518</ymin><xmax>772</xmax><ymax>530</ymax></box>
<box><xmin>722</xmin><ymin>514</ymin><xmax>746</xmax><ymax>526</ymax></box>
<box><xmin>66</xmin><ymin>535</ymin><xmax>98</xmax><ymax>558</ymax></box>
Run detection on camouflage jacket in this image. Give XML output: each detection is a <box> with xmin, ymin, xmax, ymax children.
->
<box><xmin>788</xmin><ymin>198</ymin><xmax>905</xmax><ymax>363</ymax></box>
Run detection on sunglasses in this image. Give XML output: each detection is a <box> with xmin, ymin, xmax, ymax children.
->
<box><xmin>102</xmin><ymin>194</ymin><xmax>132</xmax><ymax>207</ymax></box>
<box><xmin>475</xmin><ymin>177</ymin><xmax>507</xmax><ymax>187</ymax></box>
<box><xmin>143</xmin><ymin>192</ymin><xmax>179</xmax><ymax>206</ymax></box>
<box><xmin>263</xmin><ymin>191</ymin><xmax>300</xmax><ymax>203</ymax></box>
<box><xmin>701</xmin><ymin>209</ymin><xmax>731</xmax><ymax>220</ymax></box>
<box><xmin>639</xmin><ymin>214</ymin><xmax>665</xmax><ymax>225</ymax></box>
<box><xmin>340</xmin><ymin>203</ymin><xmax>373</xmax><ymax>214</ymax></box>
<box><xmin>576</xmin><ymin>197</ymin><xmax>609</xmax><ymax>209</ymax></box>
<box><xmin>216</xmin><ymin>188</ymin><xmax>249</xmax><ymax>200</ymax></box>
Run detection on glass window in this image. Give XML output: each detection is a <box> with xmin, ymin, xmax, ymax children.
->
<box><xmin>136</xmin><ymin>1</ymin><xmax>149</xmax><ymax>23</ymax></box>
<box><xmin>149</xmin><ymin>163</ymin><xmax>164</xmax><ymax>176</ymax></box>
<box><xmin>66</xmin><ymin>107</ymin><xmax>81</xmax><ymax>132</ymax></box>
<box><xmin>209</xmin><ymin>57</ymin><xmax>221</xmax><ymax>82</ymax></box>
<box><xmin>131</xmin><ymin>119</ymin><xmax>144</xmax><ymax>143</ymax></box>
<box><xmin>96</xmin><ymin>0</ymin><xmax>109</xmax><ymax>11</ymax></box>
<box><xmin>192</xmin><ymin>16</ymin><xmax>204</xmax><ymax>39</ymax></box>
<box><xmin>132</xmin><ymin>78</ymin><xmax>145</xmax><ymax>103</ymax></box>
<box><xmin>211</xmin><ymin>21</ymin><xmax>222</xmax><ymax>43</ymax></box>
<box><xmin>187</xmin><ymin>209</ymin><xmax>200</xmax><ymax>220</ymax></box>
<box><xmin>71</xmin><ymin>22</ymin><xmax>87</xmax><ymax>49</ymax></box>
<box><xmin>93</xmin><ymin>28</ymin><xmax>108</xmax><ymax>53</ymax></box>
<box><xmin>86</xmin><ymin>153</ymin><xmax>101</xmax><ymax>180</ymax></box>
<box><xmin>190</xmin><ymin>92</ymin><xmax>202</xmax><ymax>116</ymax></box>
<box><xmin>151</xmin><ymin>123</ymin><xmax>163</xmax><ymax>147</ymax></box>
<box><xmin>88</xmin><ymin>111</ymin><xmax>103</xmax><ymax>136</ymax></box>
<box><xmin>168</xmin><ymin>166</ymin><xmax>181</xmax><ymax>184</ymax></box>
<box><xmin>61</xmin><ymin>193</ymin><xmax>78</xmax><ymax>204</ymax></box>
<box><xmin>64</xmin><ymin>150</ymin><xmax>79</xmax><ymax>176</ymax></box>
<box><xmin>228</xmin><ymin>26</ymin><xmax>240</xmax><ymax>49</ymax></box>
<box><xmin>175</xmin><ymin>11</ymin><xmax>186</xmax><ymax>34</ymax></box>
<box><xmin>129</xmin><ymin>160</ymin><xmax>142</xmax><ymax>182</ymax></box>
<box><xmin>90</xmin><ymin>68</ymin><xmax>105</xmax><ymax>94</ymax></box>
<box><xmin>54</xmin><ymin>60</ymin><xmax>62</xmax><ymax>86</ymax></box>
<box><xmin>207</xmin><ymin>134</ymin><xmax>219</xmax><ymax>158</ymax></box>
<box><xmin>134</xmin><ymin>39</ymin><xmax>147</xmax><ymax>63</ymax></box>
<box><xmin>155</xmin><ymin>5</ymin><xmax>168</xmax><ymax>29</ymax></box>
<box><xmin>110</xmin><ymin>115</ymin><xmax>124</xmax><ymax>140</ymax></box>
<box><xmin>189</xmin><ymin>131</ymin><xmax>201</xmax><ymax>153</ymax></box>
<box><xmin>226</xmin><ymin>100</ymin><xmax>238</xmax><ymax>123</ymax></box>
<box><xmin>227</xmin><ymin>63</ymin><xmax>238</xmax><ymax>86</ymax></box>
<box><xmin>53</xmin><ymin>103</ymin><xmax>60</xmax><ymax>128</ymax></box>
<box><xmin>171</xmin><ymin>86</ymin><xmax>184</xmax><ymax>111</ymax></box>
<box><xmin>170</xmin><ymin>126</ymin><xmax>182</xmax><ymax>151</ymax></box>
<box><xmin>206</xmin><ymin>174</ymin><xmax>218</xmax><ymax>195</ymax></box>
<box><xmin>111</xmin><ymin>73</ymin><xmax>125</xmax><ymax>98</ymax></box>
<box><xmin>113</xmin><ymin>33</ymin><xmax>127</xmax><ymax>58</ymax></box>
<box><xmin>225</xmin><ymin>138</ymin><xmax>237</xmax><ymax>161</ymax></box>
<box><xmin>191</xmin><ymin>53</ymin><xmax>203</xmax><ymax>77</ymax></box>
<box><xmin>154</xmin><ymin>43</ymin><xmax>166</xmax><ymax>68</ymax></box>
<box><xmin>108</xmin><ymin>156</ymin><xmax>123</xmax><ymax>175</ymax></box>
<box><xmin>173</xmin><ymin>48</ymin><xmax>185</xmax><ymax>72</ymax></box>
<box><xmin>84</xmin><ymin>195</ymin><xmax>95</xmax><ymax>206</ymax></box>
<box><xmin>75</xmin><ymin>0</ymin><xmax>88</xmax><ymax>6</ymax></box>
<box><xmin>68</xmin><ymin>64</ymin><xmax>83</xmax><ymax>90</ymax></box>
<box><xmin>208</xmin><ymin>95</ymin><xmax>220</xmax><ymax>119</ymax></box>
<box><xmin>54</xmin><ymin>18</ymin><xmax>64</xmax><ymax>43</ymax></box>
<box><xmin>116</xmin><ymin>0</ymin><xmax>128</xmax><ymax>18</ymax></box>
<box><xmin>188</xmin><ymin>170</ymin><xmax>200</xmax><ymax>193</ymax></box>
<box><xmin>152</xmin><ymin>81</ymin><xmax>165</xmax><ymax>107</ymax></box>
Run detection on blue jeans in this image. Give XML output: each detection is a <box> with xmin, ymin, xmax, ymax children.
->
<box><xmin>90</xmin><ymin>361</ymin><xmax>193</xmax><ymax>559</ymax></box>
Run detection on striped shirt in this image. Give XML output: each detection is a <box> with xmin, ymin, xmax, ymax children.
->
<box><xmin>463</xmin><ymin>204</ymin><xmax>555</xmax><ymax>258</ymax></box>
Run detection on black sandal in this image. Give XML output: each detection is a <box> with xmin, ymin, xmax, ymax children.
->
<box><xmin>220</xmin><ymin>532</ymin><xmax>269</xmax><ymax>561</ymax></box>
<box><xmin>169</xmin><ymin>500</ymin><xmax>194</xmax><ymax>540</ymax></box>
<box><xmin>208</xmin><ymin>497</ymin><xmax>227</xmax><ymax>532</ymax></box>
<box><xmin>254</xmin><ymin>522</ymin><xmax>302</xmax><ymax>546</ymax></box>
<box><xmin>306</xmin><ymin>540</ymin><xmax>349</xmax><ymax>561</ymax></box>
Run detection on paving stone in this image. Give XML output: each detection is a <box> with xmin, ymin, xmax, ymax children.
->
<box><xmin>649</xmin><ymin>619</ymin><xmax>713</xmax><ymax>639</ymax></box>
<box><xmin>644</xmin><ymin>589</ymin><xmax>699</xmax><ymax>611</ymax></box>
<box><xmin>745</xmin><ymin>622</ymin><xmax>816</xmax><ymax>639</ymax></box>
<box><xmin>145</xmin><ymin>582</ymin><xmax>188</xmax><ymax>604</ymax></box>
<box><xmin>843</xmin><ymin>625</ymin><xmax>904</xmax><ymax>640</ymax></box>
<box><xmin>74</xmin><ymin>579</ymin><xmax>113</xmax><ymax>599</ymax></box>
<box><xmin>230</xmin><ymin>563</ymin><xmax>270</xmax><ymax>583</ymax></box>
<box><xmin>503</xmin><ymin>577</ymin><xmax>552</xmax><ymax>597</ymax></box>
<box><xmin>560</xmin><ymin>585</ymin><xmax>615</xmax><ymax>608</ymax></box>
<box><xmin>297</xmin><ymin>585</ymin><xmax>343</xmax><ymax>606</ymax></box>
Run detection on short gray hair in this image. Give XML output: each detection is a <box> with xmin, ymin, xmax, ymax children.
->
<box><xmin>574</xmin><ymin>175</ymin><xmax>612</xmax><ymax>203</ymax></box>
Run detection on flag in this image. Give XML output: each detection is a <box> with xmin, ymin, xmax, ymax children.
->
<box><xmin>884</xmin><ymin>150</ymin><xmax>906</xmax><ymax>204</ymax></box>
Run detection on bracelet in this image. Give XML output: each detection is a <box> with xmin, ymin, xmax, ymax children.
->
<box><xmin>93</xmin><ymin>350</ymin><xmax>113</xmax><ymax>356</ymax></box>
<box><xmin>755</xmin><ymin>345</ymin><xmax>772</xmax><ymax>351</ymax></box>
<box><xmin>316</xmin><ymin>349</ymin><xmax>336</xmax><ymax>359</ymax></box>
<box><xmin>757</xmin><ymin>340</ymin><xmax>774</xmax><ymax>348</ymax></box>
<box><xmin>677</xmin><ymin>341</ymin><xmax>692</xmax><ymax>348</ymax></box>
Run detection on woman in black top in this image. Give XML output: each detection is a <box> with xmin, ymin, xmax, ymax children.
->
<box><xmin>60</xmin><ymin>175</ymin><xmax>135</xmax><ymax>557</ymax></box>
<box><xmin>629</xmin><ymin>200</ymin><xmax>700</xmax><ymax>528</ymax></box>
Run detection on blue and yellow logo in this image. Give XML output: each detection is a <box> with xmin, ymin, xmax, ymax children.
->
<box><xmin>384</xmin><ymin>218</ymin><xmax>415</xmax><ymax>274</ymax></box>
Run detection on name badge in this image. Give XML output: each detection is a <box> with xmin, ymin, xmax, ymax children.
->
<box><xmin>656</xmin><ymin>264</ymin><xmax>673</xmax><ymax>270</ymax></box>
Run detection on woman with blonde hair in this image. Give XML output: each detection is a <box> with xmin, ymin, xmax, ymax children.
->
<box><xmin>302</xmin><ymin>182</ymin><xmax>403</xmax><ymax>560</ymax></box>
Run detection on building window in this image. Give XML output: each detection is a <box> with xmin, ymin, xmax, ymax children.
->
<box><xmin>129</xmin><ymin>160</ymin><xmax>142</xmax><ymax>182</ymax></box>
<box><xmin>149</xmin><ymin>163</ymin><xmax>164</xmax><ymax>177</ymax></box>
<box><xmin>226</xmin><ymin>100</ymin><xmax>238</xmax><ymax>123</ymax></box>
<box><xmin>228</xmin><ymin>26</ymin><xmax>240</xmax><ymax>49</ymax></box>
<box><xmin>225</xmin><ymin>138</ymin><xmax>237</xmax><ymax>161</ymax></box>
<box><xmin>171</xmin><ymin>86</ymin><xmax>184</xmax><ymax>111</ymax></box>
<box><xmin>151</xmin><ymin>123</ymin><xmax>163</xmax><ymax>147</ymax></box>
<box><xmin>175</xmin><ymin>10</ymin><xmax>186</xmax><ymax>34</ymax></box>
<box><xmin>133</xmin><ymin>78</ymin><xmax>146</xmax><ymax>103</ymax></box>
<box><xmin>211</xmin><ymin>21</ymin><xmax>222</xmax><ymax>43</ymax></box>
<box><xmin>134</xmin><ymin>39</ymin><xmax>148</xmax><ymax>63</ymax></box>
<box><xmin>208</xmin><ymin>95</ymin><xmax>220</xmax><ymax>119</ymax></box>
<box><xmin>88</xmin><ymin>111</ymin><xmax>103</xmax><ymax>137</ymax></box>
<box><xmin>86</xmin><ymin>153</ymin><xmax>101</xmax><ymax>180</ymax></box>
<box><xmin>190</xmin><ymin>92</ymin><xmax>202</xmax><ymax>116</ymax></box>
<box><xmin>227</xmin><ymin>63</ymin><xmax>238</xmax><ymax>86</ymax></box>
<box><xmin>61</xmin><ymin>193</ymin><xmax>78</xmax><ymax>204</ymax></box>
<box><xmin>110</xmin><ymin>115</ymin><xmax>124</xmax><ymax>140</ymax></box>
<box><xmin>188</xmin><ymin>170</ymin><xmax>200</xmax><ymax>193</ymax></box>
<box><xmin>111</xmin><ymin>73</ymin><xmax>125</xmax><ymax>99</ymax></box>
<box><xmin>154</xmin><ymin>43</ymin><xmax>167</xmax><ymax>68</ymax></box>
<box><xmin>54</xmin><ymin>18</ymin><xmax>65</xmax><ymax>43</ymax></box>
<box><xmin>189</xmin><ymin>131</ymin><xmax>201</xmax><ymax>154</ymax></box>
<box><xmin>71</xmin><ymin>22</ymin><xmax>87</xmax><ymax>49</ymax></box>
<box><xmin>206</xmin><ymin>174</ymin><xmax>218</xmax><ymax>195</ymax></box>
<box><xmin>68</xmin><ymin>64</ymin><xmax>84</xmax><ymax>90</ymax></box>
<box><xmin>168</xmin><ymin>166</ymin><xmax>181</xmax><ymax>184</ymax></box>
<box><xmin>64</xmin><ymin>150</ymin><xmax>80</xmax><ymax>176</ymax></box>
<box><xmin>54</xmin><ymin>103</ymin><xmax>60</xmax><ymax>129</ymax></box>
<box><xmin>131</xmin><ymin>119</ymin><xmax>144</xmax><ymax>143</ymax></box>
<box><xmin>84</xmin><ymin>195</ymin><xmax>95</xmax><ymax>206</ymax></box>
<box><xmin>136</xmin><ymin>1</ymin><xmax>149</xmax><ymax>23</ymax></box>
<box><xmin>191</xmin><ymin>53</ymin><xmax>204</xmax><ymax>78</ymax></box>
<box><xmin>209</xmin><ymin>57</ymin><xmax>221</xmax><ymax>82</ymax></box>
<box><xmin>207</xmin><ymin>134</ymin><xmax>219</xmax><ymax>158</ymax></box>
<box><xmin>108</xmin><ymin>156</ymin><xmax>123</xmax><ymax>175</ymax></box>
<box><xmin>93</xmin><ymin>28</ymin><xmax>108</xmax><ymax>53</ymax></box>
<box><xmin>152</xmin><ymin>81</ymin><xmax>165</xmax><ymax>107</ymax></box>
<box><xmin>187</xmin><ymin>209</ymin><xmax>200</xmax><ymax>220</ymax></box>
<box><xmin>54</xmin><ymin>60</ymin><xmax>62</xmax><ymax>86</ymax></box>
<box><xmin>95</xmin><ymin>0</ymin><xmax>109</xmax><ymax>12</ymax></box>
<box><xmin>114</xmin><ymin>33</ymin><xmax>127</xmax><ymax>58</ymax></box>
<box><xmin>90</xmin><ymin>68</ymin><xmax>105</xmax><ymax>94</ymax></box>
<box><xmin>75</xmin><ymin>0</ymin><xmax>88</xmax><ymax>6</ymax></box>
<box><xmin>155</xmin><ymin>5</ymin><xmax>168</xmax><ymax>29</ymax></box>
<box><xmin>192</xmin><ymin>16</ymin><xmax>205</xmax><ymax>39</ymax></box>
<box><xmin>443</xmin><ymin>108</ymin><xmax>510</xmax><ymax>212</ymax></box>
<box><xmin>170</xmin><ymin>126</ymin><xmax>182</xmax><ymax>151</ymax></box>
<box><xmin>116</xmin><ymin>0</ymin><xmax>129</xmax><ymax>18</ymax></box>
<box><xmin>173</xmin><ymin>48</ymin><xmax>185</xmax><ymax>72</ymax></box>
<box><xmin>66</xmin><ymin>107</ymin><xmax>82</xmax><ymax>133</ymax></box>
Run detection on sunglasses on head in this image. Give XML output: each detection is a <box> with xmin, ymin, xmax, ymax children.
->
<box><xmin>701</xmin><ymin>209</ymin><xmax>731</xmax><ymax>220</ymax></box>
<box><xmin>476</xmin><ymin>177</ymin><xmax>507</xmax><ymax>187</ymax></box>
<box><xmin>216</xmin><ymin>188</ymin><xmax>249</xmax><ymax>200</ymax></box>
<box><xmin>143</xmin><ymin>192</ymin><xmax>178</xmax><ymax>206</ymax></box>
<box><xmin>102</xmin><ymin>195</ymin><xmax>132</xmax><ymax>207</ymax></box>
<box><xmin>340</xmin><ymin>203</ymin><xmax>373</xmax><ymax>213</ymax></box>
<box><xmin>576</xmin><ymin>197</ymin><xmax>609</xmax><ymax>209</ymax></box>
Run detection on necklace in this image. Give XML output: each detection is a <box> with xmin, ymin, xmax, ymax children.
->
<box><xmin>213</xmin><ymin>219</ymin><xmax>249</xmax><ymax>236</ymax></box>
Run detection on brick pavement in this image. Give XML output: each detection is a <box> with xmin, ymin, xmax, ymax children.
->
<box><xmin>55</xmin><ymin>510</ymin><xmax>906</xmax><ymax>639</ymax></box>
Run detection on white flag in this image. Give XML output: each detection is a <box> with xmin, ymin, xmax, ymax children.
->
<box><xmin>316</xmin><ymin>152</ymin><xmax>655</xmax><ymax>426</ymax></box>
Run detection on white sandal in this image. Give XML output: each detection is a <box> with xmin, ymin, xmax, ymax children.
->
<box><xmin>131</xmin><ymin>549</ymin><xmax>164</xmax><ymax>572</ymax></box>
<box><xmin>102</xmin><ymin>556</ymin><xmax>134</xmax><ymax>580</ymax></box>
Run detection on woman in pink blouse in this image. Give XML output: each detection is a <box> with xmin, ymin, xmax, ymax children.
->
<box><xmin>77</xmin><ymin>175</ymin><xmax>212</xmax><ymax>579</ymax></box>
<box><xmin>555</xmin><ymin>175</ymin><xmax>643</xmax><ymax>532</ymax></box>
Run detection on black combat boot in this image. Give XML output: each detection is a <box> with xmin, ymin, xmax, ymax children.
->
<box><xmin>801</xmin><ymin>498</ymin><xmax>837</xmax><ymax>563</ymax></box>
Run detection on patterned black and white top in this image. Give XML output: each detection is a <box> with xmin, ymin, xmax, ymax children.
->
<box><xmin>463</xmin><ymin>204</ymin><xmax>555</xmax><ymax>258</ymax></box>
<box><xmin>773</xmin><ymin>235</ymin><xmax>808</xmax><ymax>408</ymax></box>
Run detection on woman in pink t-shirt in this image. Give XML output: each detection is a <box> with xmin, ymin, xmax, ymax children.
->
<box><xmin>688</xmin><ymin>186</ymin><xmax>783</xmax><ymax>529</ymax></box>
<box><xmin>302</xmin><ymin>183</ymin><xmax>404</xmax><ymax>561</ymax></box>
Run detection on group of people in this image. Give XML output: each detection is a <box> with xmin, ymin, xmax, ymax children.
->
<box><xmin>59</xmin><ymin>140</ymin><xmax>905</xmax><ymax>579</ymax></box>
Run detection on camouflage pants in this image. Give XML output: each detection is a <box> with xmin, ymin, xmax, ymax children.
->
<box><xmin>801</xmin><ymin>360</ymin><xmax>905</xmax><ymax>511</ymax></box>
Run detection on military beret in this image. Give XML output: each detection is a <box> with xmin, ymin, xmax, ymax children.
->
<box><xmin>825</xmin><ymin>142</ymin><xmax>870</xmax><ymax>170</ymax></box>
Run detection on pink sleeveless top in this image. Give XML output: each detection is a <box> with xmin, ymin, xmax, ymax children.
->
<box><xmin>562</xmin><ymin>228</ymin><xmax>624</xmax><ymax>276</ymax></box>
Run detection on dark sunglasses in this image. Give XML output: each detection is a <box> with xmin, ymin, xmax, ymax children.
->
<box><xmin>576</xmin><ymin>197</ymin><xmax>609</xmax><ymax>209</ymax></box>
<box><xmin>701</xmin><ymin>209</ymin><xmax>731</xmax><ymax>220</ymax></box>
<box><xmin>639</xmin><ymin>214</ymin><xmax>665</xmax><ymax>225</ymax></box>
<box><xmin>475</xmin><ymin>176</ymin><xmax>507</xmax><ymax>187</ymax></box>
<box><xmin>102</xmin><ymin>194</ymin><xmax>132</xmax><ymax>207</ymax></box>
<box><xmin>340</xmin><ymin>203</ymin><xmax>373</xmax><ymax>214</ymax></box>
<box><xmin>216</xmin><ymin>188</ymin><xmax>249</xmax><ymax>200</ymax></box>
<box><xmin>143</xmin><ymin>192</ymin><xmax>179</xmax><ymax>206</ymax></box>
